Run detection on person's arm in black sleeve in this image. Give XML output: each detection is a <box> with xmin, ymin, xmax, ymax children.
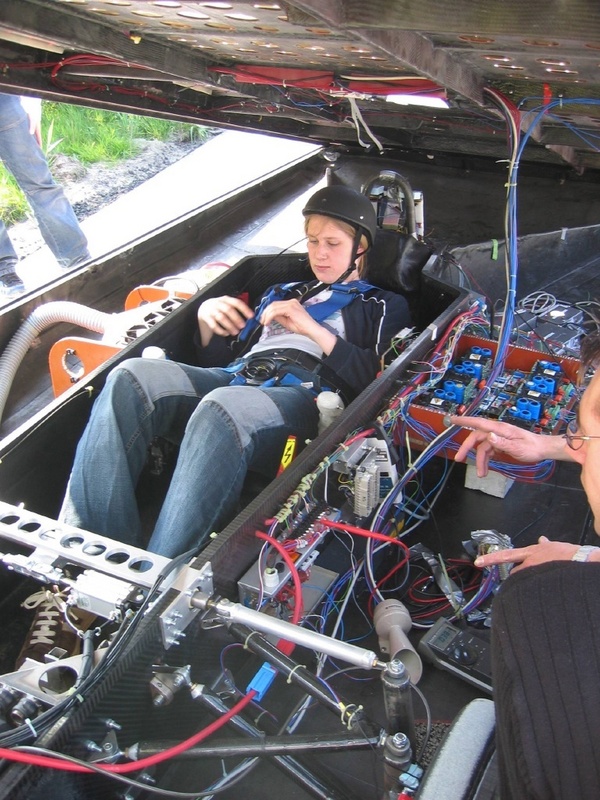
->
<box><xmin>322</xmin><ymin>290</ymin><xmax>411</xmax><ymax>399</ymax></box>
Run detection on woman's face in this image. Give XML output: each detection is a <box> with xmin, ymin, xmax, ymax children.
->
<box><xmin>306</xmin><ymin>215</ymin><xmax>359</xmax><ymax>284</ymax></box>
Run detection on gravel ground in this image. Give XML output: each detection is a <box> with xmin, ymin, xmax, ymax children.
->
<box><xmin>8</xmin><ymin>136</ymin><xmax>205</xmax><ymax>260</ymax></box>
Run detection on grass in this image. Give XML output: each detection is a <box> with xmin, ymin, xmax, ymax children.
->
<box><xmin>0</xmin><ymin>101</ymin><xmax>211</xmax><ymax>225</ymax></box>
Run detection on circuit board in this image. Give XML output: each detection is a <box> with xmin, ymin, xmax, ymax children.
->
<box><xmin>406</xmin><ymin>334</ymin><xmax>580</xmax><ymax>457</ymax></box>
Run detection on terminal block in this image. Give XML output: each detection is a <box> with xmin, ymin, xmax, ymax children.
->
<box><xmin>333</xmin><ymin>437</ymin><xmax>398</xmax><ymax>517</ymax></box>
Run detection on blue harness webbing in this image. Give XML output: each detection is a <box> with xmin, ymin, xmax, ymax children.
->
<box><xmin>238</xmin><ymin>279</ymin><xmax>375</xmax><ymax>342</ymax></box>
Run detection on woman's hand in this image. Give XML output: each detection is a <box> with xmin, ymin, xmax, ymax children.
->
<box><xmin>197</xmin><ymin>295</ymin><xmax>254</xmax><ymax>346</ymax></box>
<box><xmin>475</xmin><ymin>536</ymin><xmax>592</xmax><ymax>573</ymax></box>
<box><xmin>449</xmin><ymin>415</ymin><xmax>573</xmax><ymax>477</ymax></box>
<box><xmin>260</xmin><ymin>298</ymin><xmax>337</xmax><ymax>355</ymax></box>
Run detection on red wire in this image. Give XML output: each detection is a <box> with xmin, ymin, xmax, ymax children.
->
<box><xmin>255</xmin><ymin>531</ymin><xmax>304</xmax><ymax>624</ymax></box>
<box><xmin>324</xmin><ymin>519</ymin><xmax>410</xmax><ymax>561</ymax></box>
<box><xmin>0</xmin><ymin>691</ymin><xmax>256</xmax><ymax>773</ymax></box>
<box><xmin>407</xmin><ymin>565</ymin><xmax>482</xmax><ymax>619</ymax></box>
<box><xmin>370</xmin><ymin>558</ymin><xmax>407</xmax><ymax>596</ymax></box>
<box><xmin>325</xmin><ymin>520</ymin><xmax>411</xmax><ymax>618</ymax></box>
<box><xmin>12</xmin><ymin>531</ymin><xmax>308</xmax><ymax>774</ymax></box>
<box><xmin>254</xmin><ymin>530</ymin><xmax>304</xmax><ymax>656</ymax></box>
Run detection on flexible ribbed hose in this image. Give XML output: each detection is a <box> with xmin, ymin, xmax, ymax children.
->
<box><xmin>0</xmin><ymin>301</ymin><xmax>112</xmax><ymax>426</ymax></box>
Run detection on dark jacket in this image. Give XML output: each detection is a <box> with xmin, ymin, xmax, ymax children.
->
<box><xmin>198</xmin><ymin>285</ymin><xmax>412</xmax><ymax>400</ymax></box>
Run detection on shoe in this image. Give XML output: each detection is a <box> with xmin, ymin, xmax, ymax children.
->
<box><xmin>0</xmin><ymin>269</ymin><xmax>25</xmax><ymax>297</ymax></box>
<box><xmin>14</xmin><ymin>588</ymin><xmax>89</xmax><ymax>669</ymax></box>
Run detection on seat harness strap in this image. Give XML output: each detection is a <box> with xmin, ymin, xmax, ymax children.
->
<box><xmin>238</xmin><ymin>278</ymin><xmax>375</xmax><ymax>342</ymax></box>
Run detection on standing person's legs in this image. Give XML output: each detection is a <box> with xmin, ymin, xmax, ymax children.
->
<box><xmin>0</xmin><ymin>218</ymin><xmax>18</xmax><ymax>266</ymax></box>
<box><xmin>0</xmin><ymin>96</ymin><xmax>25</xmax><ymax>272</ymax></box>
<box><xmin>0</xmin><ymin>97</ymin><xmax>24</xmax><ymax>294</ymax></box>
<box><xmin>0</xmin><ymin>93</ymin><xmax>89</xmax><ymax>268</ymax></box>
<box><xmin>60</xmin><ymin>358</ymin><xmax>232</xmax><ymax>546</ymax></box>
<box><xmin>492</xmin><ymin>561</ymin><xmax>600</xmax><ymax>800</ymax></box>
<box><xmin>0</xmin><ymin>216</ymin><xmax>23</xmax><ymax>295</ymax></box>
<box><xmin>147</xmin><ymin>384</ymin><xmax>319</xmax><ymax>557</ymax></box>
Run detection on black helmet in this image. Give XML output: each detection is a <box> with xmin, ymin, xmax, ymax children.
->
<box><xmin>302</xmin><ymin>185</ymin><xmax>377</xmax><ymax>247</ymax></box>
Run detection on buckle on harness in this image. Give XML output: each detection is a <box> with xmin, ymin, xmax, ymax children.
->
<box><xmin>229</xmin><ymin>350</ymin><xmax>350</xmax><ymax>402</ymax></box>
<box><xmin>229</xmin><ymin>352</ymin><xmax>319</xmax><ymax>391</ymax></box>
<box><xmin>236</xmin><ymin>355</ymin><xmax>280</xmax><ymax>385</ymax></box>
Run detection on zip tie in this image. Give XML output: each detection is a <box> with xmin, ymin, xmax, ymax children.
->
<box><xmin>286</xmin><ymin>663</ymin><xmax>306</xmax><ymax>684</ymax></box>
<box><xmin>254</xmin><ymin>709</ymin><xmax>268</xmax><ymax>726</ymax></box>
<box><xmin>491</xmin><ymin>239</ymin><xmax>499</xmax><ymax>260</ymax></box>
<box><xmin>561</xmin><ymin>227</ymin><xmax>568</xmax><ymax>241</ymax></box>
<box><xmin>345</xmin><ymin>704</ymin><xmax>364</xmax><ymax>729</ymax></box>
<box><xmin>339</xmin><ymin>703</ymin><xmax>363</xmax><ymax>729</ymax></box>
<box><xmin>24</xmin><ymin>718</ymin><xmax>38</xmax><ymax>738</ymax></box>
<box><xmin>243</xmin><ymin>630</ymin><xmax>261</xmax><ymax>650</ymax></box>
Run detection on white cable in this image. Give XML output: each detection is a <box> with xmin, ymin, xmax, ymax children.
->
<box><xmin>519</xmin><ymin>290</ymin><xmax>558</xmax><ymax>316</ymax></box>
<box><xmin>347</xmin><ymin>96</ymin><xmax>384</xmax><ymax>153</ymax></box>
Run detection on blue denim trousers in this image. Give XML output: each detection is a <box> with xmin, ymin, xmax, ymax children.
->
<box><xmin>60</xmin><ymin>358</ymin><xmax>320</xmax><ymax>557</ymax></box>
<box><xmin>0</xmin><ymin>93</ymin><xmax>89</xmax><ymax>269</ymax></box>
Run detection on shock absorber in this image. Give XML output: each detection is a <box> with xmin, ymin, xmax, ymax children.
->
<box><xmin>381</xmin><ymin>659</ymin><xmax>416</xmax><ymax>751</ymax></box>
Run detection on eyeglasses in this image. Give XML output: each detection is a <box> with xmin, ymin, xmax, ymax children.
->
<box><xmin>564</xmin><ymin>419</ymin><xmax>600</xmax><ymax>450</ymax></box>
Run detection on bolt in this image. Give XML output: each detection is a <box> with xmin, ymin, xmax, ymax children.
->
<box><xmin>386</xmin><ymin>659</ymin><xmax>407</xmax><ymax>676</ymax></box>
<box><xmin>392</xmin><ymin>732</ymin><xmax>410</xmax><ymax>749</ymax></box>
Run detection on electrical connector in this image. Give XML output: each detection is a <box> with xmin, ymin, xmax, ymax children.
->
<box><xmin>246</xmin><ymin>661</ymin><xmax>277</xmax><ymax>702</ymax></box>
<box><xmin>400</xmin><ymin>761</ymin><xmax>424</xmax><ymax>791</ymax></box>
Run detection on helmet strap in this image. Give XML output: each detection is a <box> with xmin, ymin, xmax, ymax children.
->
<box><xmin>337</xmin><ymin>227</ymin><xmax>364</xmax><ymax>283</ymax></box>
<box><xmin>304</xmin><ymin>227</ymin><xmax>365</xmax><ymax>293</ymax></box>
<box><xmin>322</xmin><ymin>227</ymin><xmax>364</xmax><ymax>285</ymax></box>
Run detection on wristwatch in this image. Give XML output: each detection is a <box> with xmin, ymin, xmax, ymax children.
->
<box><xmin>571</xmin><ymin>545</ymin><xmax>600</xmax><ymax>562</ymax></box>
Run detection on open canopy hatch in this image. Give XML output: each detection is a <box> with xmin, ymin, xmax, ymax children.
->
<box><xmin>0</xmin><ymin>1</ymin><xmax>600</xmax><ymax>173</ymax></box>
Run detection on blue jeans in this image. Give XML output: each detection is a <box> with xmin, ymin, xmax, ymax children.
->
<box><xmin>60</xmin><ymin>358</ymin><xmax>319</xmax><ymax>557</ymax></box>
<box><xmin>0</xmin><ymin>93</ymin><xmax>89</xmax><ymax>270</ymax></box>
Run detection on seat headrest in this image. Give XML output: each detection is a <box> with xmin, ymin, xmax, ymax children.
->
<box><xmin>365</xmin><ymin>229</ymin><xmax>434</xmax><ymax>293</ymax></box>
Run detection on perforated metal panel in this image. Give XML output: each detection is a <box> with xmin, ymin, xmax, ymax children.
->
<box><xmin>1</xmin><ymin>2</ymin><xmax>600</xmax><ymax>169</ymax></box>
